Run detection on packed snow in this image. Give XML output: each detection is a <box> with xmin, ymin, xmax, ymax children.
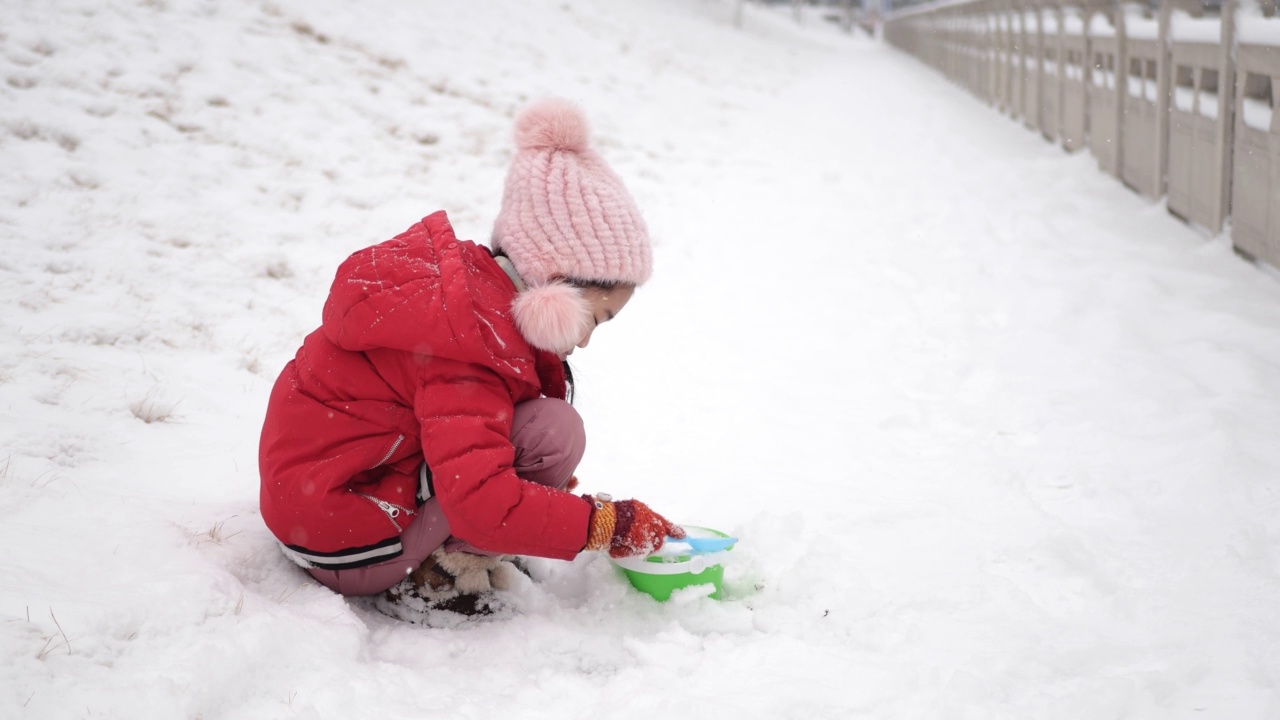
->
<box><xmin>4</xmin><ymin>1</ymin><xmax>1280</xmax><ymax>718</ymax></box>
<box><xmin>1238</xmin><ymin>6</ymin><xmax>1280</xmax><ymax>47</ymax></box>
<box><xmin>1169</xmin><ymin>11</ymin><xmax>1224</xmax><ymax>44</ymax></box>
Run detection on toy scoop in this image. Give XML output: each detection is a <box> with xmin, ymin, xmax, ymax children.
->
<box><xmin>659</xmin><ymin>532</ymin><xmax>738</xmax><ymax>555</ymax></box>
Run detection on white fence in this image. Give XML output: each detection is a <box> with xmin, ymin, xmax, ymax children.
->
<box><xmin>885</xmin><ymin>0</ymin><xmax>1280</xmax><ymax>269</ymax></box>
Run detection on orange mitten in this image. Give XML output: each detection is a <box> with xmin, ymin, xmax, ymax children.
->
<box><xmin>583</xmin><ymin>494</ymin><xmax>686</xmax><ymax>559</ymax></box>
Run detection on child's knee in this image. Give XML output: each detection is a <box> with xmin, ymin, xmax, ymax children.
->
<box><xmin>510</xmin><ymin>398</ymin><xmax>586</xmax><ymax>487</ymax></box>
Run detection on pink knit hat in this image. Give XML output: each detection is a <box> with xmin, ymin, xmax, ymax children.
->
<box><xmin>492</xmin><ymin>98</ymin><xmax>651</xmax><ymax>353</ymax></box>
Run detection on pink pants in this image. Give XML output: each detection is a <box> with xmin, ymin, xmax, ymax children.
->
<box><xmin>306</xmin><ymin>398</ymin><xmax>585</xmax><ymax>596</ymax></box>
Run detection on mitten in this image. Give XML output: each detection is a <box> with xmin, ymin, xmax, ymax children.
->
<box><xmin>584</xmin><ymin>493</ymin><xmax>686</xmax><ymax>559</ymax></box>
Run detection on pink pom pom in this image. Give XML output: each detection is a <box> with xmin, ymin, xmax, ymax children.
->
<box><xmin>510</xmin><ymin>281</ymin><xmax>591</xmax><ymax>353</ymax></box>
<box><xmin>514</xmin><ymin>98</ymin><xmax>590</xmax><ymax>152</ymax></box>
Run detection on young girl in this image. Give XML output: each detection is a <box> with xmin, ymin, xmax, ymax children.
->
<box><xmin>258</xmin><ymin>98</ymin><xmax>684</xmax><ymax>615</ymax></box>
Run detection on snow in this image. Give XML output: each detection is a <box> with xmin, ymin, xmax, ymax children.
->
<box><xmin>887</xmin><ymin>0</ymin><xmax>981</xmax><ymax>22</ymax></box>
<box><xmin>1168</xmin><ymin>12</ymin><xmax>1227</xmax><ymax>122</ymax></box>
<box><xmin>1174</xmin><ymin>85</ymin><xmax>1197</xmax><ymax>113</ymax></box>
<box><xmin>1172</xmin><ymin>82</ymin><xmax>1223</xmax><ymax>122</ymax></box>
<box><xmin>1124</xmin><ymin>13</ymin><xmax>1161</xmax><ymax>41</ymax></box>
<box><xmin>1242</xmin><ymin>97</ymin><xmax>1276</xmax><ymax>131</ymax></box>
<box><xmin>5</xmin><ymin>0</ymin><xmax>1280</xmax><ymax>718</ymax></box>
<box><xmin>1063</xmin><ymin>11</ymin><xmax>1087</xmax><ymax>36</ymax></box>
<box><xmin>1170</xmin><ymin>11</ymin><xmax>1224</xmax><ymax>44</ymax></box>
<box><xmin>1200</xmin><ymin>90</ymin><xmax>1223</xmax><ymax>119</ymax></box>
<box><xmin>1126</xmin><ymin>74</ymin><xmax>1155</xmax><ymax>100</ymax></box>
<box><xmin>1088</xmin><ymin>13</ymin><xmax>1118</xmax><ymax>37</ymax></box>
<box><xmin>1238</xmin><ymin>11</ymin><xmax>1280</xmax><ymax>47</ymax></box>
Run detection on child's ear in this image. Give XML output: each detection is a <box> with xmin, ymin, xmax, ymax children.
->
<box><xmin>509</xmin><ymin>280</ymin><xmax>591</xmax><ymax>353</ymax></box>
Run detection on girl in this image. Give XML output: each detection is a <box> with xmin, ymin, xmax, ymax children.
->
<box><xmin>258</xmin><ymin>98</ymin><xmax>684</xmax><ymax>615</ymax></box>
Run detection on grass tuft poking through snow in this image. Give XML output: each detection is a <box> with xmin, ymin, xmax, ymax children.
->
<box><xmin>128</xmin><ymin>388</ymin><xmax>182</xmax><ymax>424</ymax></box>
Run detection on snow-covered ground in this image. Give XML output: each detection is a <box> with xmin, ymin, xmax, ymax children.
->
<box><xmin>4</xmin><ymin>1</ymin><xmax>1280</xmax><ymax>717</ymax></box>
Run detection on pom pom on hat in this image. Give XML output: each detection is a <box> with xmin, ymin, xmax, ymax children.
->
<box><xmin>514</xmin><ymin>98</ymin><xmax>590</xmax><ymax>153</ymax></box>
<box><xmin>509</xmin><ymin>280</ymin><xmax>592</xmax><ymax>354</ymax></box>
<box><xmin>493</xmin><ymin>98</ymin><xmax>652</xmax><ymax>290</ymax></box>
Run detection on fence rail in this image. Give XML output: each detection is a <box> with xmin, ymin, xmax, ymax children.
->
<box><xmin>884</xmin><ymin>0</ymin><xmax>1280</xmax><ymax>268</ymax></box>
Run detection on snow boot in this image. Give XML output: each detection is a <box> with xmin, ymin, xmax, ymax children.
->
<box><xmin>376</xmin><ymin>548</ymin><xmax>527</xmax><ymax>623</ymax></box>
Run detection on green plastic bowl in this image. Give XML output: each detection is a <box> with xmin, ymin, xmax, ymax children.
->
<box><xmin>610</xmin><ymin>526</ymin><xmax>735</xmax><ymax>602</ymax></box>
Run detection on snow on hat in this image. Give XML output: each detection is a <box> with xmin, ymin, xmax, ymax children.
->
<box><xmin>492</xmin><ymin>97</ymin><xmax>651</xmax><ymax>353</ymax></box>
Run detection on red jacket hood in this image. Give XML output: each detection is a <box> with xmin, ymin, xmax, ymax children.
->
<box><xmin>320</xmin><ymin>211</ymin><xmax>564</xmax><ymax>396</ymax></box>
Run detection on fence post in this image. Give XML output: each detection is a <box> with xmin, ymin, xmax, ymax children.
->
<box><xmin>1156</xmin><ymin>1</ymin><xmax>1172</xmax><ymax>201</ymax></box>
<box><xmin>1086</xmin><ymin>0</ymin><xmax>1124</xmax><ymax>178</ymax></box>
<box><xmin>1024</xmin><ymin>0</ymin><xmax>1044</xmax><ymax>130</ymax></box>
<box><xmin>1115</xmin><ymin>1</ymin><xmax>1128</xmax><ymax>182</ymax></box>
<box><xmin>1230</xmin><ymin>0</ymin><xmax>1280</xmax><ymax>263</ymax></box>
<box><xmin>1119</xmin><ymin>1</ymin><xmax>1172</xmax><ymax>199</ymax></box>
<box><xmin>986</xmin><ymin>0</ymin><xmax>998</xmax><ymax>102</ymax></box>
<box><xmin>1218</xmin><ymin>0</ymin><xmax>1237</xmax><ymax>234</ymax></box>
<box><xmin>1043</xmin><ymin>1</ymin><xmax>1063</xmax><ymax>142</ymax></box>
<box><xmin>1059</xmin><ymin>3</ymin><xmax>1089</xmax><ymax>150</ymax></box>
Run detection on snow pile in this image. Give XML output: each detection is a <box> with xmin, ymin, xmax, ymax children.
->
<box><xmin>4</xmin><ymin>1</ymin><xmax>1280</xmax><ymax>718</ymax></box>
<box><xmin>1169</xmin><ymin>10</ymin><xmax>1224</xmax><ymax>44</ymax></box>
<box><xmin>1237</xmin><ymin>4</ymin><xmax>1280</xmax><ymax>47</ymax></box>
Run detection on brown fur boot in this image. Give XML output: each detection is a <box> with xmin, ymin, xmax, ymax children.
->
<box><xmin>377</xmin><ymin>549</ymin><xmax>527</xmax><ymax>623</ymax></box>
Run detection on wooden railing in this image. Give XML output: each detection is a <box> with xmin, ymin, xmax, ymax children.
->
<box><xmin>885</xmin><ymin>0</ymin><xmax>1280</xmax><ymax>269</ymax></box>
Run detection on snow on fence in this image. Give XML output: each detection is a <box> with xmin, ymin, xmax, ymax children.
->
<box><xmin>1010</xmin><ymin>9</ymin><xmax>1029</xmax><ymax>118</ymax></box>
<box><xmin>1022</xmin><ymin>8</ymin><xmax>1044</xmax><ymax>130</ymax></box>
<box><xmin>995</xmin><ymin>9</ymin><xmax>1011</xmax><ymax>111</ymax></box>
<box><xmin>1167</xmin><ymin>10</ymin><xmax>1233</xmax><ymax>233</ymax></box>
<box><xmin>1087</xmin><ymin>10</ymin><xmax>1123</xmax><ymax>177</ymax></box>
<box><xmin>1061</xmin><ymin>8</ymin><xmax>1090</xmax><ymax>150</ymax></box>
<box><xmin>1233</xmin><ymin>12</ymin><xmax>1280</xmax><ymax>262</ymax></box>
<box><xmin>1121</xmin><ymin>8</ymin><xmax>1167</xmax><ymax>199</ymax></box>
<box><xmin>884</xmin><ymin>0</ymin><xmax>1280</xmax><ymax>269</ymax></box>
<box><xmin>1041</xmin><ymin>8</ymin><xmax>1064</xmax><ymax>141</ymax></box>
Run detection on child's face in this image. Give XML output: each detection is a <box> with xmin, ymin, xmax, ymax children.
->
<box><xmin>563</xmin><ymin>284</ymin><xmax>636</xmax><ymax>358</ymax></box>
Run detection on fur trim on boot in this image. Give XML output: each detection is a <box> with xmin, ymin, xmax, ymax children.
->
<box><xmin>375</xmin><ymin>549</ymin><xmax>529</xmax><ymax>625</ymax></box>
<box><xmin>434</xmin><ymin>549</ymin><xmax>527</xmax><ymax>593</ymax></box>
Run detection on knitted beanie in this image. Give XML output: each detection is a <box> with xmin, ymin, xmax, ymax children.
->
<box><xmin>492</xmin><ymin>98</ymin><xmax>651</xmax><ymax>353</ymax></box>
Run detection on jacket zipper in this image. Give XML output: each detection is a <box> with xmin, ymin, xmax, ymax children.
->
<box><xmin>353</xmin><ymin>491</ymin><xmax>415</xmax><ymax>533</ymax></box>
<box><xmin>372</xmin><ymin>434</ymin><xmax>406</xmax><ymax>469</ymax></box>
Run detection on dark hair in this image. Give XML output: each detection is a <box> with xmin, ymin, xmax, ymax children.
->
<box><xmin>569</xmin><ymin>277</ymin><xmax>623</xmax><ymax>292</ymax></box>
<box><xmin>491</xmin><ymin>248</ymin><xmax>618</xmax><ymax>404</ymax></box>
<box><xmin>563</xmin><ymin>361</ymin><xmax>575</xmax><ymax>404</ymax></box>
<box><xmin>492</xmin><ymin>245</ymin><xmax>626</xmax><ymax>291</ymax></box>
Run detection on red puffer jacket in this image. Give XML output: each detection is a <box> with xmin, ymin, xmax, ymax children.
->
<box><xmin>259</xmin><ymin>211</ymin><xmax>591</xmax><ymax>567</ymax></box>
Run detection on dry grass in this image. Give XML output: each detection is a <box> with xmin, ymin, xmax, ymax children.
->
<box><xmin>275</xmin><ymin>583</ymin><xmax>305</xmax><ymax>605</ymax></box>
<box><xmin>35</xmin><ymin>608</ymin><xmax>71</xmax><ymax>660</ymax></box>
<box><xmin>129</xmin><ymin>389</ymin><xmax>181</xmax><ymax>424</ymax></box>
<box><xmin>204</xmin><ymin>517</ymin><xmax>241</xmax><ymax>545</ymax></box>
